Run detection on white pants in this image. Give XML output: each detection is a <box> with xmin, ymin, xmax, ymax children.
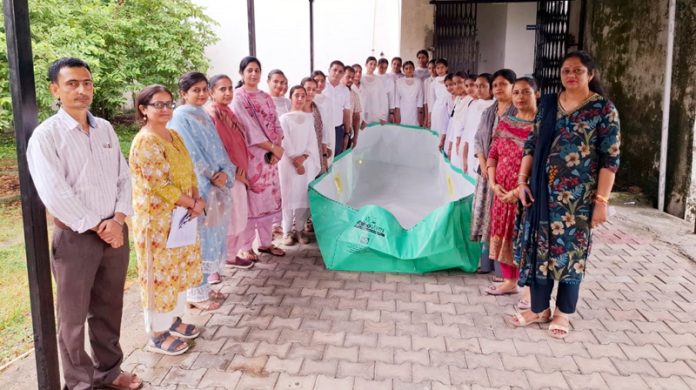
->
<box><xmin>144</xmin><ymin>291</ymin><xmax>187</xmax><ymax>333</ymax></box>
<box><xmin>282</xmin><ymin>207</ymin><xmax>309</xmax><ymax>234</ymax></box>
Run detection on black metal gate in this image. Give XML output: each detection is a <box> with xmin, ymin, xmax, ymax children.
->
<box><xmin>433</xmin><ymin>2</ymin><xmax>478</xmax><ymax>74</ymax></box>
<box><xmin>533</xmin><ymin>1</ymin><xmax>571</xmax><ymax>95</ymax></box>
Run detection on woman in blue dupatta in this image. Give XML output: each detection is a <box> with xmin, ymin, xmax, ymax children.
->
<box><xmin>169</xmin><ymin>72</ymin><xmax>236</xmax><ymax>310</ymax></box>
<box><xmin>510</xmin><ymin>51</ymin><xmax>621</xmax><ymax>339</ymax></box>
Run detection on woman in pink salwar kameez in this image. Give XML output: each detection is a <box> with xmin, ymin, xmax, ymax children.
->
<box><xmin>206</xmin><ymin>74</ymin><xmax>255</xmax><ymax>269</ymax></box>
<box><xmin>231</xmin><ymin>56</ymin><xmax>286</xmax><ymax>259</ymax></box>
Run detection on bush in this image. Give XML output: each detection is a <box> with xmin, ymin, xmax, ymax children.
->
<box><xmin>0</xmin><ymin>0</ymin><xmax>218</xmax><ymax>130</ymax></box>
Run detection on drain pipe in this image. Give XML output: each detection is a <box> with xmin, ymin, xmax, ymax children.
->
<box><xmin>658</xmin><ymin>0</ymin><xmax>676</xmax><ymax>212</ymax></box>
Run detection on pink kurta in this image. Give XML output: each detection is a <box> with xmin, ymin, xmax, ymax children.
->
<box><xmin>232</xmin><ymin>88</ymin><xmax>284</xmax><ymax>219</ymax></box>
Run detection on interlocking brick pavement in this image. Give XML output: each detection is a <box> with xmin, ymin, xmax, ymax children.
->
<box><xmin>2</xmin><ymin>204</ymin><xmax>696</xmax><ymax>389</ymax></box>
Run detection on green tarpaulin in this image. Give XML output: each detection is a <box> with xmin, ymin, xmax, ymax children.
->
<box><xmin>308</xmin><ymin>123</ymin><xmax>481</xmax><ymax>274</ymax></box>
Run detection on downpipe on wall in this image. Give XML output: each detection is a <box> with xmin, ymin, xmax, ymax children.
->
<box><xmin>658</xmin><ymin>0</ymin><xmax>676</xmax><ymax>212</ymax></box>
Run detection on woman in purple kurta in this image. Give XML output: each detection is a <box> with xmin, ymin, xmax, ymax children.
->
<box><xmin>231</xmin><ymin>56</ymin><xmax>286</xmax><ymax>259</ymax></box>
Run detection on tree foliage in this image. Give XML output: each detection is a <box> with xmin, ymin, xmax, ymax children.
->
<box><xmin>0</xmin><ymin>0</ymin><xmax>218</xmax><ymax>130</ymax></box>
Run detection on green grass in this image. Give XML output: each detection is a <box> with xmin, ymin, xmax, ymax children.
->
<box><xmin>0</xmin><ymin>119</ymin><xmax>139</xmax><ymax>366</ymax></box>
<box><xmin>0</xmin><ymin>201</ymin><xmax>139</xmax><ymax>367</ymax></box>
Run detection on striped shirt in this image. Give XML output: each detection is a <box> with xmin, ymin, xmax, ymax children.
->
<box><xmin>27</xmin><ymin>108</ymin><xmax>133</xmax><ymax>233</ymax></box>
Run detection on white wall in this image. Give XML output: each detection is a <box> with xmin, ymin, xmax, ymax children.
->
<box><xmin>503</xmin><ymin>2</ymin><xmax>537</xmax><ymax>76</ymax></box>
<box><xmin>476</xmin><ymin>2</ymin><xmax>536</xmax><ymax>76</ymax></box>
<box><xmin>476</xmin><ymin>4</ymin><xmax>507</xmax><ymax>73</ymax></box>
<box><xmin>195</xmin><ymin>0</ymin><xmax>401</xmax><ymax>89</ymax></box>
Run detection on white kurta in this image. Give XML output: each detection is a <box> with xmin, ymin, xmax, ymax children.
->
<box><xmin>447</xmin><ymin>95</ymin><xmax>473</xmax><ymax>168</ymax></box>
<box><xmin>428</xmin><ymin>76</ymin><xmax>450</xmax><ymax>135</ymax></box>
<box><xmin>313</xmin><ymin>93</ymin><xmax>335</xmax><ymax>164</ymax></box>
<box><xmin>376</xmin><ymin>73</ymin><xmax>397</xmax><ymax>110</ymax></box>
<box><xmin>272</xmin><ymin>96</ymin><xmax>291</xmax><ymax>118</ymax></box>
<box><xmin>424</xmin><ymin>76</ymin><xmax>435</xmax><ymax>112</ymax></box>
<box><xmin>395</xmin><ymin>78</ymin><xmax>423</xmax><ymax>126</ymax></box>
<box><xmin>360</xmin><ymin>74</ymin><xmax>389</xmax><ymax>123</ymax></box>
<box><xmin>351</xmin><ymin>83</ymin><xmax>365</xmax><ymax>124</ymax></box>
<box><xmin>278</xmin><ymin>112</ymin><xmax>321</xmax><ymax>210</ymax></box>
<box><xmin>415</xmin><ymin>68</ymin><xmax>430</xmax><ymax>81</ymax></box>
<box><xmin>460</xmin><ymin>98</ymin><xmax>495</xmax><ymax>174</ymax></box>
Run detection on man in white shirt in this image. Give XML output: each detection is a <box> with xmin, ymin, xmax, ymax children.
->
<box><xmin>341</xmin><ymin>66</ymin><xmax>362</xmax><ymax>148</ymax></box>
<box><xmin>323</xmin><ymin>60</ymin><xmax>352</xmax><ymax>156</ymax></box>
<box><xmin>26</xmin><ymin>58</ymin><xmax>140</xmax><ymax>390</ymax></box>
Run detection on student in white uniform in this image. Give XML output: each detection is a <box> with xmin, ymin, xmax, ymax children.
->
<box><xmin>447</xmin><ymin>72</ymin><xmax>476</xmax><ymax>166</ymax></box>
<box><xmin>359</xmin><ymin>56</ymin><xmax>388</xmax><ymax>125</ymax></box>
<box><xmin>415</xmin><ymin>49</ymin><xmax>430</xmax><ymax>81</ymax></box>
<box><xmin>423</xmin><ymin>59</ymin><xmax>437</xmax><ymax>128</ymax></box>
<box><xmin>267</xmin><ymin>69</ymin><xmax>291</xmax><ymax>117</ymax></box>
<box><xmin>311</xmin><ymin>70</ymin><xmax>336</xmax><ymax>165</ymax></box>
<box><xmin>428</xmin><ymin>58</ymin><xmax>451</xmax><ymax>149</ymax></box>
<box><xmin>376</xmin><ymin>57</ymin><xmax>396</xmax><ymax>123</ymax></box>
<box><xmin>460</xmin><ymin>73</ymin><xmax>494</xmax><ymax>175</ymax></box>
<box><xmin>279</xmin><ymin>85</ymin><xmax>321</xmax><ymax>246</ymax></box>
<box><xmin>351</xmin><ymin>63</ymin><xmax>368</xmax><ymax>130</ymax></box>
<box><xmin>444</xmin><ymin>73</ymin><xmax>466</xmax><ymax>159</ymax></box>
<box><xmin>394</xmin><ymin>61</ymin><xmax>424</xmax><ymax>127</ymax></box>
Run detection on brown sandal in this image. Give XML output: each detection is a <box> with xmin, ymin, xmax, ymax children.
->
<box><xmin>208</xmin><ymin>289</ymin><xmax>227</xmax><ymax>301</ymax></box>
<box><xmin>258</xmin><ymin>245</ymin><xmax>285</xmax><ymax>257</ymax></box>
<box><xmin>103</xmin><ymin>371</ymin><xmax>143</xmax><ymax>390</ymax></box>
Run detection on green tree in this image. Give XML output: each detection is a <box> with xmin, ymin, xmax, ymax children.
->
<box><xmin>0</xmin><ymin>0</ymin><xmax>218</xmax><ymax>129</ymax></box>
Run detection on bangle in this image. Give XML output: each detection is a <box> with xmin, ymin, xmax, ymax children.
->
<box><xmin>518</xmin><ymin>173</ymin><xmax>529</xmax><ymax>178</ymax></box>
<box><xmin>595</xmin><ymin>194</ymin><xmax>609</xmax><ymax>204</ymax></box>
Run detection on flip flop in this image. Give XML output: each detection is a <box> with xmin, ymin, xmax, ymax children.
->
<box><xmin>485</xmin><ymin>284</ymin><xmax>519</xmax><ymax>296</ymax></box>
<box><xmin>548</xmin><ymin>314</ymin><xmax>571</xmax><ymax>339</ymax></box>
<box><xmin>508</xmin><ymin>309</ymin><xmax>551</xmax><ymax>327</ymax></box>
<box><xmin>169</xmin><ymin>317</ymin><xmax>200</xmax><ymax>340</ymax></box>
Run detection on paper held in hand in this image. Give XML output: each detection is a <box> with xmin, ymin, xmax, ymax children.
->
<box><xmin>166</xmin><ymin>206</ymin><xmax>197</xmax><ymax>248</ymax></box>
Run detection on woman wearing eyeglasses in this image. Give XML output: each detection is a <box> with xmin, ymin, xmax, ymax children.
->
<box><xmin>512</xmin><ymin>51</ymin><xmax>621</xmax><ymax>339</ymax></box>
<box><xmin>129</xmin><ymin>84</ymin><xmax>205</xmax><ymax>355</ymax></box>
<box><xmin>169</xmin><ymin>72</ymin><xmax>237</xmax><ymax>310</ymax></box>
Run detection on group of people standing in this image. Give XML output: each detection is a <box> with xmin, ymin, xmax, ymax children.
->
<box><xmin>25</xmin><ymin>46</ymin><xmax>619</xmax><ymax>389</ymax></box>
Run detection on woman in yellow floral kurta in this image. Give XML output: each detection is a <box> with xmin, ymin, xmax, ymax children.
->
<box><xmin>130</xmin><ymin>85</ymin><xmax>207</xmax><ymax>355</ymax></box>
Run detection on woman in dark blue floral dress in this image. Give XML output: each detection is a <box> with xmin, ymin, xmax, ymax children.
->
<box><xmin>510</xmin><ymin>51</ymin><xmax>621</xmax><ymax>339</ymax></box>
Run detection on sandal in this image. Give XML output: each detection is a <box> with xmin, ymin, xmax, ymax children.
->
<box><xmin>169</xmin><ymin>317</ymin><xmax>200</xmax><ymax>340</ymax></box>
<box><xmin>207</xmin><ymin>272</ymin><xmax>221</xmax><ymax>285</ymax></box>
<box><xmin>485</xmin><ymin>284</ymin><xmax>519</xmax><ymax>296</ymax></box>
<box><xmin>102</xmin><ymin>371</ymin><xmax>143</xmax><ymax>390</ymax></box>
<box><xmin>241</xmin><ymin>250</ymin><xmax>260</xmax><ymax>262</ymax></box>
<box><xmin>145</xmin><ymin>332</ymin><xmax>189</xmax><ymax>356</ymax></box>
<box><xmin>517</xmin><ymin>298</ymin><xmax>531</xmax><ymax>310</ymax></box>
<box><xmin>492</xmin><ymin>276</ymin><xmax>504</xmax><ymax>283</ymax></box>
<box><xmin>548</xmin><ymin>313</ymin><xmax>571</xmax><ymax>339</ymax></box>
<box><xmin>208</xmin><ymin>289</ymin><xmax>227</xmax><ymax>301</ymax></box>
<box><xmin>509</xmin><ymin>309</ymin><xmax>551</xmax><ymax>327</ymax></box>
<box><xmin>187</xmin><ymin>299</ymin><xmax>222</xmax><ymax>311</ymax></box>
<box><xmin>258</xmin><ymin>245</ymin><xmax>285</xmax><ymax>257</ymax></box>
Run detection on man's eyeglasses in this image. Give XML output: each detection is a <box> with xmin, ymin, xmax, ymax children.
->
<box><xmin>148</xmin><ymin>101</ymin><xmax>176</xmax><ymax>110</ymax></box>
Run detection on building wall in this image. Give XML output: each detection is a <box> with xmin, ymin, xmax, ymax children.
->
<box><xmin>399</xmin><ymin>0</ymin><xmax>434</xmax><ymax>61</ymax></box>
<box><xmin>477</xmin><ymin>4</ymin><xmax>507</xmax><ymax>73</ymax></box>
<box><xmin>503</xmin><ymin>2</ymin><xmax>537</xmax><ymax>77</ymax></box>
<box><xmin>475</xmin><ymin>3</ymin><xmax>535</xmax><ymax>76</ymax></box>
<box><xmin>584</xmin><ymin>0</ymin><xmax>696</xmax><ymax>220</ymax></box>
